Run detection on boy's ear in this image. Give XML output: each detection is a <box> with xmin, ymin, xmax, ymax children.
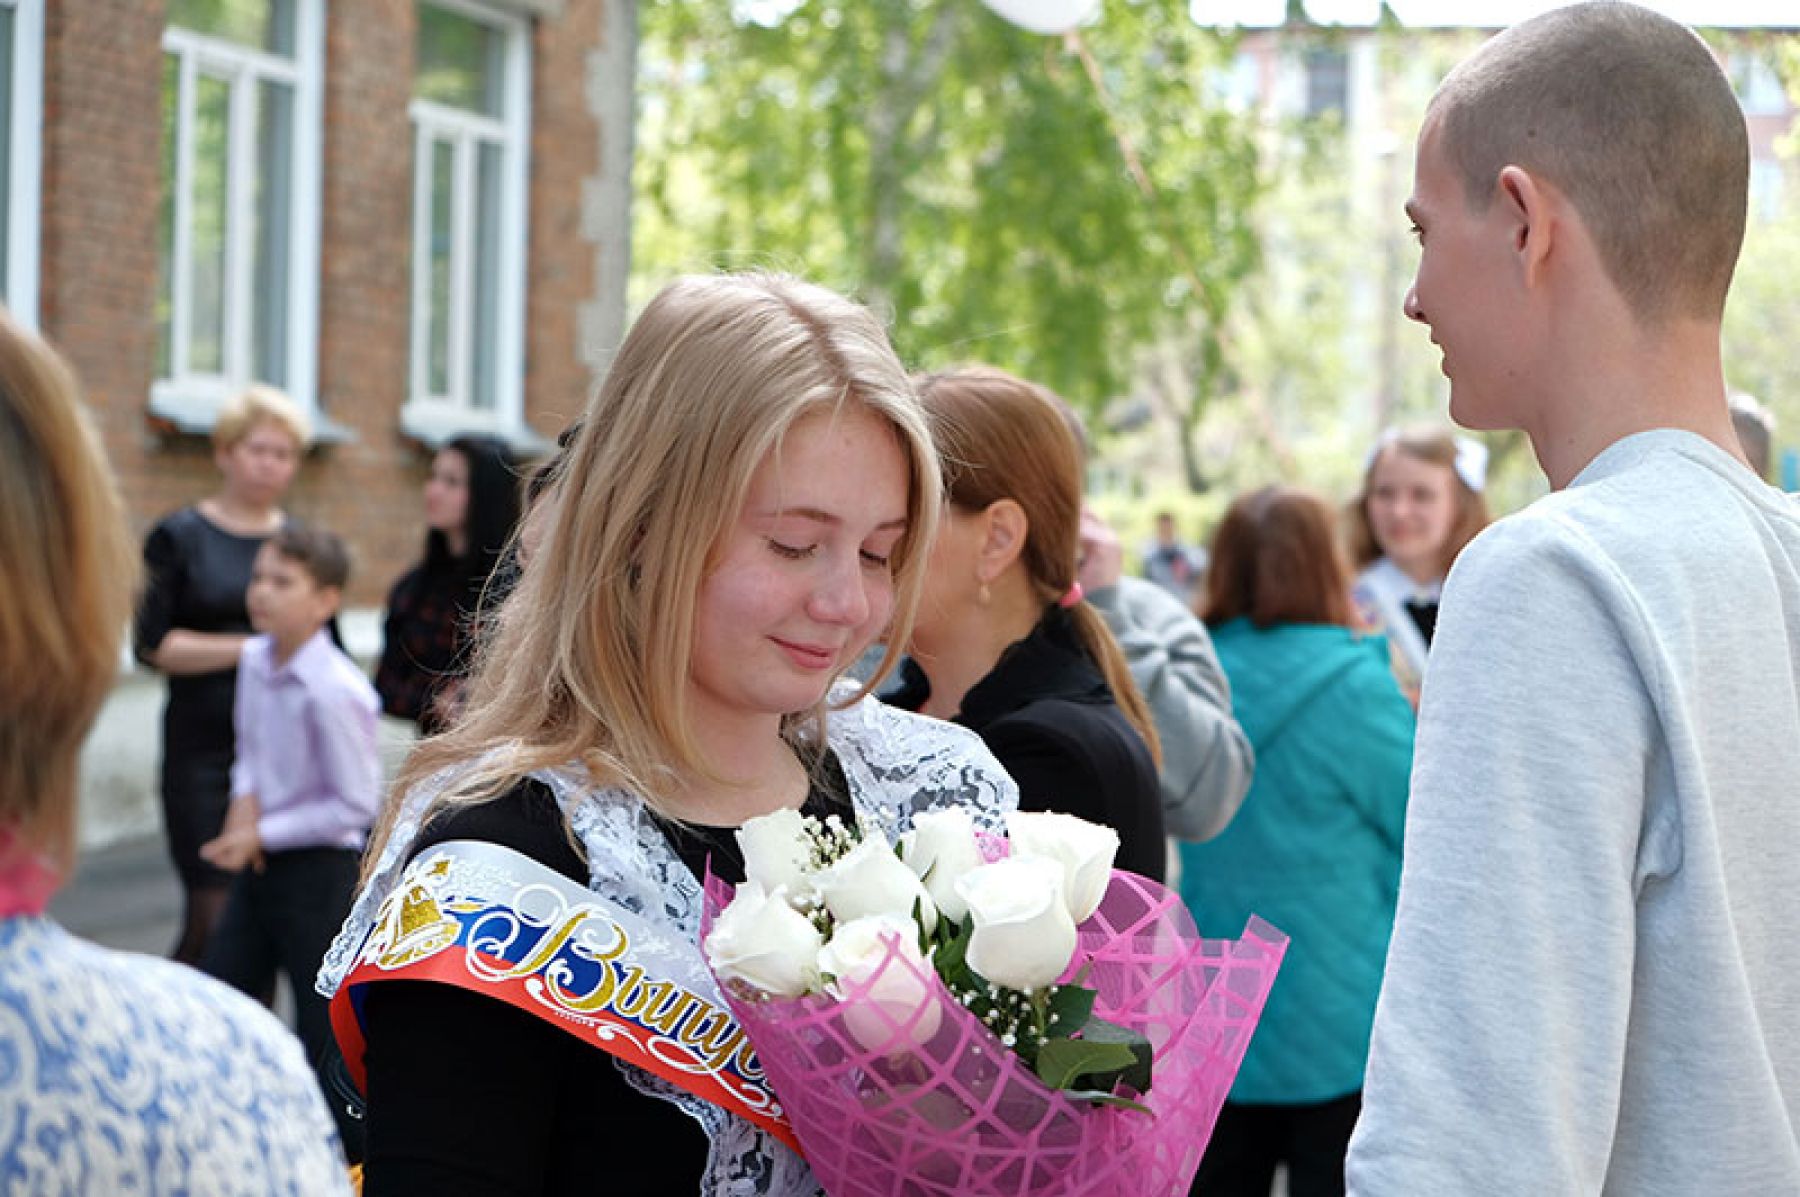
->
<box><xmin>1497</xmin><ymin>164</ymin><xmax>1554</xmax><ymax>282</ymax></box>
<box><xmin>316</xmin><ymin>584</ymin><xmax>345</xmax><ymax>616</ymax></box>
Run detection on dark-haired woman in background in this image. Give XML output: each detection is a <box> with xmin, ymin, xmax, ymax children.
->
<box><xmin>374</xmin><ymin>434</ymin><xmax>520</xmax><ymax>735</ymax></box>
<box><xmin>888</xmin><ymin>366</ymin><xmax>1164</xmax><ymax>879</ymax></box>
<box><xmin>1179</xmin><ymin>485</ymin><xmax>1414</xmax><ymax>1197</ymax></box>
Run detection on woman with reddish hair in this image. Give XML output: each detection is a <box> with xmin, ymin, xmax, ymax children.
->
<box><xmin>1179</xmin><ymin>485</ymin><xmax>1414</xmax><ymax>1197</ymax></box>
<box><xmin>889</xmin><ymin>366</ymin><xmax>1164</xmax><ymax>880</ymax></box>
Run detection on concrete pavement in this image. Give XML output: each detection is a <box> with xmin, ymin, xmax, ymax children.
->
<box><xmin>49</xmin><ymin>833</ymin><xmax>183</xmax><ymax>957</ymax></box>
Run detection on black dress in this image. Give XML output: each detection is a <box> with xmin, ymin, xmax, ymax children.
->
<box><xmin>886</xmin><ymin>607</ymin><xmax>1166</xmax><ymax>881</ymax></box>
<box><xmin>373</xmin><ymin>561</ymin><xmax>476</xmax><ymax>735</ymax></box>
<box><xmin>135</xmin><ymin>506</ymin><xmax>272</xmax><ymax>888</ymax></box>
<box><xmin>360</xmin><ymin>758</ymin><xmax>851</xmax><ymax>1196</ymax></box>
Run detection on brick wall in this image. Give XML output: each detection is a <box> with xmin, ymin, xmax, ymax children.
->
<box><xmin>38</xmin><ymin>0</ymin><xmax>180</xmax><ymax>534</ymax></box>
<box><xmin>526</xmin><ymin>0</ymin><xmax>603</xmax><ymax>439</ymax></box>
<box><xmin>36</xmin><ymin>0</ymin><xmax>619</xmax><ymax>610</ymax></box>
<box><xmin>310</xmin><ymin>0</ymin><xmax>426</xmax><ymax>607</ymax></box>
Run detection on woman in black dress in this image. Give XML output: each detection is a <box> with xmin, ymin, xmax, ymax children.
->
<box><xmin>135</xmin><ymin>386</ymin><xmax>309</xmax><ymax>965</ymax></box>
<box><xmin>373</xmin><ymin>434</ymin><xmax>520</xmax><ymax>735</ymax></box>
<box><xmin>888</xmin><ymin>366</ymin><xmax>1166</xmax><ymax>880</ymax></box>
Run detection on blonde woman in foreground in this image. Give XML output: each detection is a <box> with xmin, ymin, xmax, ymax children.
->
<box><xmin>318</xmin><ymin>275</ymin><xmax>1015</xmax><ymax>1196</ymax></box>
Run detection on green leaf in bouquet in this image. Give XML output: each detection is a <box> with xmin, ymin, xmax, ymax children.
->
<box><xmin>1034</xmin><ymin>1017</ymin><xmax>1154</xmax><ymax>1097</ymax></box>
<box><xmin>1034</xmin><ymin>1037</ymin><xmax>1138</xmax><ymax>1092</ymax></box>
<box><xmin>932</xmin><ymin>915</ymin><xmax>975</xmax><ymax>989</ymax></box>
<box><xmin>1060</xmin><ymin>1090</ymin><xmax>1154</xmax><ymax>1117</ymax></box>
<box><xmin>1077</xmin><ymin>1017</ymin><xmax>1153</xmax><ymax>1096</ymax></box>
<box><xmin>1045</xmin><ymin>983</ymin><xmax>1096</xmax><ymax>1037</ymax></box>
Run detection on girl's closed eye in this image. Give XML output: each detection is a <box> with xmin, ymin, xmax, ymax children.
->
<box><xmin>768</xmin><ymin>540</ymin><xmax>817</xmax><ymax>561</ymax></box>
<box><xmin>859</xmin><ymin>549</ymin><xmax>892</xmax><ymax>570</ymax></box>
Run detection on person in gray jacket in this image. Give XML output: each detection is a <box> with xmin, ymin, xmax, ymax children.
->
<box><xmin>1079</xmin><ymin>506</ymin><xmax>1252</xmax><ymax>842</ymax></box>
<box><xmin>1348</xmin><ymin>5</ymin><xmax>1800</xmax><ymax>1194</ymax></box>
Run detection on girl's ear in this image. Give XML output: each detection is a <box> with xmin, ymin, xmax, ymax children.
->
<box><xmin>975</xmin><ymin>498</ymin><xmax>1028</xmax><ymax>582</ymax></box>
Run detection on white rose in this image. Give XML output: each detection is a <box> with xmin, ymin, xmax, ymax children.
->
<box><xmin>819</xmin><ymin>915</ymin><xmax>943</xmax><ymax>1051</ymax></box>
<box><xmin>704</xmin><ymin>881</ymin><xmax>824</xmax><ymax>998</ymax></box>
<box><xmin>896</xmin><ymin>808</ymin><xmax>985</xmax><ymax>925</ymax></box>
<box><xmin>736</xmin><ymin>807</ymin><xmax>816</xmax><ymax>902</ymax></box>
<box><xmin>1004</xmin><ymin>810</ymin><xmax>1119</xmax><ymax>924</ymax></box>
<box><xmin>814</xmin><ymin>835</ymin><xmax>938</xmax><ymax>935</ymax></box>
<box><xmin>956</xmin><ymin>855</ymin><xmax>1078</xmax><ymax>991</ymax></box>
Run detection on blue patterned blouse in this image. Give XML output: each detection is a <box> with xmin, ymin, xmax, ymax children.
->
<box><xmin>0</xmin><ymin>916</ymin><xmax>351</xmax><ymax>1195</ymax></box>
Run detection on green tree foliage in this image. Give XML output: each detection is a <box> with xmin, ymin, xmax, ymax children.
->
<box><xmin>635</xmin><ymin>0</ymin><xmax>1264</xmax><ymax>436</ymax></box>
<box><xmin>1723</xmin><ymin>34</ymin><xmax>1800</xmax><ymax>470</ymax></box>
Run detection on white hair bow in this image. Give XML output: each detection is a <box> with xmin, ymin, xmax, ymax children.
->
<box><xmin>1365</xmin><ymin>428</ymin><xmax>1489</xmax><ymax>494</ymax></box>
<box><xmin>1453</xmin><ymin>437</ymin><xmax>1488</xmax><ymax>494</ymax></box>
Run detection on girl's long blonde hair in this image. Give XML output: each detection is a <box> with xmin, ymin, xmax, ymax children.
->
<box><xmin>363</xmin><ymin>274</ymin><xmax>940</xmax><ymax>879</ymax></box>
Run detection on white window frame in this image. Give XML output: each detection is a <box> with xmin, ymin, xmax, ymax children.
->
<box><xmin>402</xmin><ymin>0</ymin><xmax>532</xmax><ymax>445</ymax></box>
<box><xmin>153</xmin><ymin>0</ymin><xmax>324</xmax><ymax>431</ymax></box>
<box><xmin>0</xmin><ymin>0</ymin><xmax>43</xmax><ymax>329</ymax></box>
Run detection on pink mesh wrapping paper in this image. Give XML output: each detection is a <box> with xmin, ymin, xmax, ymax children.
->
<box><xmin>702</xmin><ymin>870</ymin><xmax>1287</xmax><ymax>1197</ymax></box>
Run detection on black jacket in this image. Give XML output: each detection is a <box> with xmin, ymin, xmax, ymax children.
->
<box><xmin>888</xmin><ymin>607</ymin><xmax>1165</xmax><ymax>881</ymax></box>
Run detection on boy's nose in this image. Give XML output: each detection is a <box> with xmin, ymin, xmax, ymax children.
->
<box><xmin>1402</xmin><ymin>284</ymin><xmax>1425</xmax><ymax>325</ymax></box>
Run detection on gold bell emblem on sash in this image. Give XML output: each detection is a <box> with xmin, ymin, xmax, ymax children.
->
<box><xmin>373</xmin><ymin>856</ymin><xmax>460</xmax><ymax>967</ymax></box>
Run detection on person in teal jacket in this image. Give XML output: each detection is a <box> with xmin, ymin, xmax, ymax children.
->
<box><xmin>1180</xmin><ymin>485</ymin><xmax>1415</xmax><ymax>1197</ymax></box>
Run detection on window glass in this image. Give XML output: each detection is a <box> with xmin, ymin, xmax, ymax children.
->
<box><xmin>188</xmin><ymin>71</ymin><xmax>232</xmax><ymax>376</ymax></box>
<box><xmin>1303</xmin><ymin>49</ymin><xmax>1347</xmax><ymax>118</ymax></box>
<box><xmin>159</xmin><ymin>0</ymin><xmax>318</xmax><ymax>410</ymax></box>
<box><xmin>427</xmin><ymin>137</ymin><xmax>454</xmax><ymax>399</ymax></box>
<box><xmin>0</xmin><ymin>6</ymin><xmax>13</xmax><ymax>297</ymax></box>
<box><xmin>167</xmin><ymin>0</ymin><xmax>295</xmax><ymax>55</ymax></box>
<box><xmin>471</xmin><ymin>139</ymin><xmax>503</xmax><ymax>412</ymax></box>
<box><xmin>416</xmin><ymin>4</ymin><xmax>504</xmax><ymax>117</ymax></box>
<box><xmin>408</xmin><ymin>2</ymin><xmax>526</xmax><ymax>426</ymax></box>
<box><xmin>252</xmin><ymin>77</ymin><xmax>292</xmax><ymax>385</ymax></box>
<box><xmin>156</xmin><ymin>54</ymin><xmax>178</xmax><ymax>379</ymax></box>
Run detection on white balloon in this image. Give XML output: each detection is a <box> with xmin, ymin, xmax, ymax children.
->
<box><xmin>978</xmin><ymin>0</ymin><xmax>1102</xmax><ymax>36</ymax></box>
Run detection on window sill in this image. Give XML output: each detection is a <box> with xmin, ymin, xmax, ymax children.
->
<box><xmin>398</xmin><ymin>402</ymin><xmax>553</xmax><ymax>456</ymax></box>
<box><xmin>148</xmin><ymin>385</ymin><xmax>357</xmax><ymax>446</ymax></box>
<box><xmin>485</xmin><ymin>0</ymin><xmax>562</xmax><ymax>18</ymax></box>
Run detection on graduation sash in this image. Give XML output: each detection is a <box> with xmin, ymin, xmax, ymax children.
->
<box><xmin>330</xmin><ymin>839</ymin><xmax>797</xmax><ymax>1152</ymax></box>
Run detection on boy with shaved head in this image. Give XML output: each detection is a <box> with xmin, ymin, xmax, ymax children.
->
<box><xmin>1346</xmin><ymin>4</ymin><xmax>1800</xmax><ymax>1194</ymax></box>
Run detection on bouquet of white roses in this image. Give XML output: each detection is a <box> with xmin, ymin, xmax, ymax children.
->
<box><xmin>701</xmin><ymin>807</ymin><xmax>1286</xmax><ymax>1196</ymax></box>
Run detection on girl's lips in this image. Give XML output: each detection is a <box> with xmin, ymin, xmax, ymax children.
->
<box><xmin>773</xmin><ymin>638</ymin><xmax>836</xmax><ymax>670</ymax></box>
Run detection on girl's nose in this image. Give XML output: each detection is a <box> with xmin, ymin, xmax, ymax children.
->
<box><xmin>809</xmin><ymin>553</ymin><xmax>871</xmax><ymax>626</ymax></box>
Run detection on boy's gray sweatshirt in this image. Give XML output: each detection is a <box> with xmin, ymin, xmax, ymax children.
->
<box><xmin>1348</xmin><ymin>431</ymin><xmax>1800</xmax><ymax>1195</ymax></box>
